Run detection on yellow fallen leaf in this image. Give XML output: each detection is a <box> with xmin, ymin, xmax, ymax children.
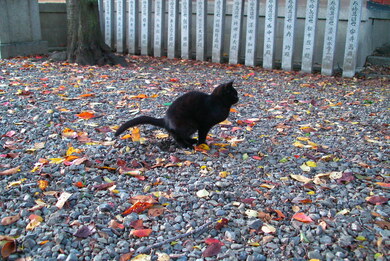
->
<box><xmin>297</xmin><ymin>137</ymin><xmax>310</xmax><ymax>141</ymax></box>
<box><xmin>306</xmin><ymin>161</ymin><xmax>317</xmax><ymax>167</ymax></box>
<box><xmin>49</xmin><ymin>158</ymin><xmax>65</xmax><ymax>164</ymax></box>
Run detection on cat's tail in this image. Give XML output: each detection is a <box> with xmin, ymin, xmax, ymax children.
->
<box><xmin>115</xmin><ymin>116</ymin><xmax>165</xmax><ymax>137</ymax></box>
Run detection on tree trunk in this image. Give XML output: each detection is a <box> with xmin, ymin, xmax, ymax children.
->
<box><xmin>66</xmin><ymin>0</ymin><xmax>126</xmax><ymax>66</ymax></box>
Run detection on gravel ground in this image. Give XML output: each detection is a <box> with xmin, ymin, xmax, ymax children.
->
<box><xmin>0</xmin><ymin>55</ymin><xmax>389</xmax><ymax>261</ymax></box>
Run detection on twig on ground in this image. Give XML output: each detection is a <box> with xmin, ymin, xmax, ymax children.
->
<box><xmin>136</xmin><ymin>219</ymin><xmax>215</xmax><ymax>254</ymax></box>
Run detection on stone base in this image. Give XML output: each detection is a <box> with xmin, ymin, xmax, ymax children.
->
<box><xmin>366</xmin><ymin>55</ymin><xmax>390</xmax><ymax>66</ymax></box>
<box><xmin>0</xmin><ymin>40</ymin><xmax>48</xmax><ymax>59</ymax></box>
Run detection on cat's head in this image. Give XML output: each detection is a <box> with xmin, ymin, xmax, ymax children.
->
<box><xmin>212</xmin><ymin>80</ymin><xmax>239</xmax><ymax>105</ymax></box>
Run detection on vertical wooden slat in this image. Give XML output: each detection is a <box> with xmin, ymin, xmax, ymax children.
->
<box><xmin>168</xmin><ymin>0</ymin><xmax>179</xmax><ymax>59</ymax></box>
<box><xmin>245</xmin><ymin>0</ymin><xmax>259</xmax><ymax>66</ymax></box>
<box><xmin>196</xmin><ymin>0</ymin><xmax>207</xmax><ymax>61</ymax></box>
<box><xmin>229</xmin><ymin>0</ymin><xmax>244</xmax><ymax>64</ymax></box>
<box><xmin>282</xmin><ymin>0</ymin><xmax>297</xmax><ymax>71</ymax></box>
<box><xmin>301</xmin><ymin>0</ymin><xmax>319</xmax><ymax>73</ymax></box>
<box><xmin>263</xmin><ymin>0</ymin><xmax>278</xmax><ymax>69</ymax></box>
<box><xmin>154</xmin><ymin>0</ymin><xmax>165</xmax><ymax>57</ymax></box>
<box><xmin>127</xmin><ymin>0</ymin><xmax>139</xmax><ymax>54</ymax></box>
<box><xmin>181</xmin><ymin>0</ymin><xmax>192</xmax><ymax>59</ymax></box>
<box><xmin>212</xmin><ymin>0</ymin><xmax>226</xmax><ymax>63</ymax></box>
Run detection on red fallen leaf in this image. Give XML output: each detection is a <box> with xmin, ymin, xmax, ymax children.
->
<box><xmin>215</xmin><ymin>218</ymin><xmax>229</xmax><ymax>230</ymax></box>
<box><xmin>130</xmin><ymin>219</ymin><xmax>144</xmax><ymax>229</ymax></box>
<box><xmin>0</xmin><ymin>153</ymin><xmax>19</xmax><ymax>159</ymax></box>
<box><xmin>148</xmin><ymin>206</ymin><xmax>165</xmax><ymax>217</ymax></box>
<box><xmin>117</xmin><ymin>159</ymin><xmax>127</xmax><ymax>167</ymax></box>
<box><xmin>74</xmin><ymin>225</ymin><xmax>96</xmax><ymax>238</ymax></box>
<box><xmin>78</xmin><ymin>93</ymin><xmax>95</xmax><ymax>98</ymax></box>
<box><xmin>0</xmin><ymin>166</ymin><xmax>20</xmax><ymax>176</ymax></box>
<box><xmin>130</xmin><ymin>229</ymin><xmax>152</xmax><ymax>237</ymax></box>
<box><xmin>119</xmin><ymin>252</ymin><xmax>134</xmax><ymax>261</ymax></box>
<box><xmin>252</xmin><ymin>156</ymin><xmax>262</xmax><ymax>160</ymax></box>
<box><xmin>202</xmin><ymin>239</ymin><xmax>223</xmax><ymax>257</ymax></box>
<box><xmin>170</xmin><ymin>155</ymin><xmax>181</xmax><ymax>163</ymax></box>
<box><xmin>292</xmin><ymin>212</ymin><xmax>313</xmax><ymax>223</ymax></box>
<box><xmin>122</xmin><ymin>202</ymin><xmax>154</xmax><ymax>215</ymax></box>
<box><xmin>95</xmin><ymin>126</ymin><xmax>112</xmax><ymax>133</ymax></box>
<box><xmin>1</xmin><ymin>238</ymin><xmax>16</xmax><ymax>258</ymax></box>
<box><xmin>73</xmin><ymin>181</ymin><xmax>85</xmax><ymax>188</ymax></box>
<box><xmin>336</xmin><ymin>172</ymin><xmax>355</xmax><ymax>184</ymax></box>
<box><xmin>366</xmin><ymin>196</ymin><xmax>388</xmax><ymax>205</ymax></box>
<box><xmin>130</xmin><ymin>94</ymin><xmax>148</xmax><ymax>99</ymax></box>
<box><xmin>129</xmin><ymin>195</ymin><xmax>158</xmax><ymax>204</ymax></box>
<box><xmin>205</xmin><ymin>238</ymin><xmax>224</xmax><ymax>245</ymax></box>
<box><xmin>272</xmin><ymin>209</ymin><xmax>286</xmax><ymax>220</ymax></box>
<box><xmin>93</xmin><ymin>182</ymin><xmax>116</xmax><ymax>191</ymax></box>
<box><xmin>2</xmin><ymin>130</ymin><xmax>16</xmax><ymax>137</ymax></box>
<box><xmin>241</xmin><ymin>198</ymin><xmax>256</xmax><ymax>204</ymax></box>
<box><xmin>108</xmin><ymin>220</ymin><xmax>125</xmax><ymax>230</ymax></box>
<box><xmin>76</xmin><ymin>111</ymin><xmax>95</xmax><ymax>119</ymax></box>
<box><xmin>169</xmin><ymin>78</ymin><xmax>179</xmax><ymax>82</ymax></box>
<box><xmin>376</xmin><ymin>182</ymin><xmax>390</xmax><ymax>188</ymax></box>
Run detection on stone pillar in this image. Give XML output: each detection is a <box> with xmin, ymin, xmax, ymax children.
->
<box><xmin>301</xmin><ymin>0</ymin><xmax>319</xmax><ymax>73</ymax></box>
<box><xmin>342</xmin><ymin>0</ymin><xmax>363</xmax><ymax>77</ymax></box>
<box><xmin>181</xmin><ymin>0</ymin><xmax>192</xmax><ymax>60</ymax></box>
<box><xmin>321</xmin><ymin>0</ymin><xmax>340</xmax><ymax>76</ymax></box>
<box><xmin>167</xmin><ymin>0</ymin><xmax>179</xmax><ymax>59</ymax></box>
<box><xmin>141</xmin><ymin>0</ymin><xmax>152</xmax><ymax>56</ymax></box>
<box><xmin>104</xmin><ymin>0</ymin><xmax>114</xmax><ymax>48</ymax></box>
<box><xmin>127</xmin><ymin>0</ymin><xmax>139</xmax><ymax>55</ymax></box>
<box><xmin>196</xmin><ymin>0</ymin><xmax>207</xmax><ymax>61</ymax></box>
<box><xmin>0</xmin><ymin>0</ymin><xmax>48</xmax><ymax>58</ymax></box>
<box><xmin>282</xmin><ymin>0</ymin><xmax>297</xmax><ymax>71</ymax></box>
<box><xmin>154</xmin><ymin>0</ymin><xmax>165</xmax><ymax>57</ymax></box>
<box><xmin>212</xmin><ymin>0</ymin><xmax>226</xmax><ymax>63</ymax></box>
<box><xmin>245</xmin><ymin>0</ymin><xmax>259</xmax><ymax>67</ymax></box>
<box><xmin>116</xmin><ymin>0</ymin><xmax>125</xmax><ymax>53</ymax></box>
<box><xmin>263</xmin><ymin>0</ymin><xmax>278</xmax><ymax>69</ymax></box>
<box><xmin>229</xmin><ymin>0</ymin><xmax>244</xmax><ymax>64</ymax></box>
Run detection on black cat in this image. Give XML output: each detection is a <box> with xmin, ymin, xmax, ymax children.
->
<box><xmin>115</xmin><ymin>80</ymin><xmax>238</xmax><ymax>148</ymax></box>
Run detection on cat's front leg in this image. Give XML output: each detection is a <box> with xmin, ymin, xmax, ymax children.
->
<box><xmin>197</xmin><ymin>127</ymin><xmax>211</xmax><ymax>145</ymax></box>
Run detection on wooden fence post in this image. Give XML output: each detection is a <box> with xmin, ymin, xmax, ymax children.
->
<box><xmin>141</xmin><ymin>0</ymin><xmax>152</xmax><ymax>56</ymax></box>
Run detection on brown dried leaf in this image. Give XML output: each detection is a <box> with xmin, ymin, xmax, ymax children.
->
<box><xmin>1</xmin><ymin>213</ymin><xmax>21</xmax><ymax>226</ymax></box>
<box><xmin>0</xmin><ymin>165</ymin><xmax>21</xmax><ymax>176</ymax></box>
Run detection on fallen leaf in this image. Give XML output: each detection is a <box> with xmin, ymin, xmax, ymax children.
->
<box><xmin>130</xmin><ymin>229</ymin><xmax>152</xmax><ymax>237</ymax></box>
<box><xmin>1</xmin><ymin>214</ymin><xmax>21</xmax><ymax>226</ymax></box>
<box><xmin>0</xmin><ymin>238</ymin><xmax>16</xmax><ymax>258</ymax></box>
<box><xmin>0</xmin><ymin>165</ymin><xmax>21</xmax><ymax>175</ymax></box>
<box><xmin>26</xmin><ymin>214</ymin><xmax>43</xmax><ymax>230</ymax></box>
<box><xmin>262</xmin><ymin>224</ymin><xmax>276</xmax><ymax>234</ymax></box>
<box><xmin>55</xmin><ymin>192</ymin><xmax>72</xmax><ymax>209</ymax></box>
<box><xmin>38</xmin><ymin>180</ymin><xmax>49</xmax><ymax>190</ymax></box>
<box><xmin>130</xmin><ymin>254</ymin><xmax>151</xmax><ymax>261</ymax></box>
<box><xmin>76</xmin><ymin>111</ymin><xmax>95</xmax><ymax>119</ymax></box>
<box><xmin>129</xmin><ymin>195</ymin><xmax>158</xmax><ymax>204</ymax></box>
<box><xmin>290</xmin><ymin>174</ymin><xmax>312</xmax><ymax>183</ymax></box>
<box><xmin>376</xmin><ymin>182</ymin><xmax>390</xmax><ymax>188</ymax></box>
<box><xmin>108</xmin><ymin>220</ymin><xmax>125</xmax><ymax>230</ymax></box>
<box><xmin>196</xmin><ymin>189</ymin><xmax>210</xmax><ymax>198</ymax></box>
<box><xmin>292</xmin><ymin>212</ymin><xmax>313</xmax><ymax>223</ymax></box>
<box><xmin>202</xmin><ymin>239</ymin><xmax>223</xmax><ymax>257</ymax></box>
<box><xmin>366</xmin><ymin>196</ymin><xmax>388</xmax><ymax>205</ymax></box>
<box><xmin>122</xmin><ymin>202</ymin><xmax>153</xmax><ymax>215</ymax></box>
<box><xmin>74</xmin><ymin>225</ymin><xmax>96</xmax><ymax>238</ymax></box>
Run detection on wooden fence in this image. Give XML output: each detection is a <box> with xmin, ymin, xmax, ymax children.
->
<box><xmin>99</xmin><ymin>0</ymin><xmax>364</xmax><ymax>77</ymax></box>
